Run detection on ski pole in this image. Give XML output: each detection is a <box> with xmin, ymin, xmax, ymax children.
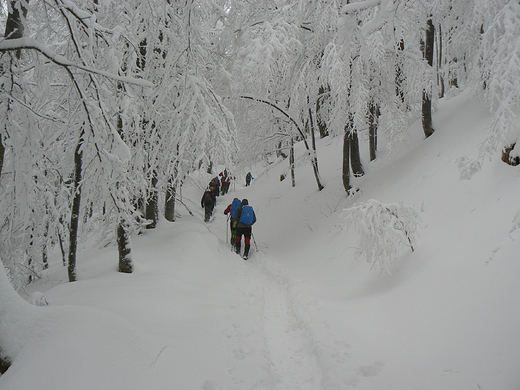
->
<box><xmin>226</xmin><ymin>215</ymin><xmax>229</xmax><ymax>245</ymax></box>
<box><xmin>251</xmin><ymin>232</ymin><xmax>259</xmax><ymax>252</ymax></box>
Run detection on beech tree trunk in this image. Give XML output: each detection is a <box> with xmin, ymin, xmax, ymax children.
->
<box><xmin>422</xmin><ymin>19</ymin><xmax>435</xmax><ymax>138</ymax></box>
<box><xmin>369</xmin><ymin>101</ymin><xmax>380</xmax><ymax>161</ymax></box>
<box><xmin>316</xmin><ymin>85</ymin><xmax>329</xmax><ymax>138</ymax></box>
<box><xmin>350</xmin><ymin>130</ymin><xmax>364</xmax><ymax>177</ymax></box>
<box><xmin>342</xmin><ymin>126</ymin><xmax>351</xmax><ymax>193</ymax></box>
<box><xmin>145</xmin><ymin>172</ymin><xmax>158</xmax><ymax>229</ymax></box>
<box><xmin>115</xmin><ymin>114</ymin><xmax>133</xmax><ymax>273</ymax></box>
<box><xmin>290</xmin><ymin>137</ymin><xmax>295</xmax><ymax>187</ymax></box>
<box><xmin>165</xmin><ymin>177</ymin><xmax>177</xmax><ymax>222</ymax></box>
<box><xmin>1</xmin><ymin>1</ymin><xmax>28</xmax><ymax>178</ymax></box>
<box><xmin>68</xmin><ymin>134</ymin><xmax>84</xmax><ymax>282</ymax></box>
<box><xmin>117</xmin><ymin>221</ymin><xmax>133</xmax><ymax>273</ymax></box>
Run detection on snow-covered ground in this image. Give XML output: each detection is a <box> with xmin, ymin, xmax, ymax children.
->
<box><xmin>1</xmin><ymin>92</ymin><xmax>520</xmax><ymax>389</ymax></box>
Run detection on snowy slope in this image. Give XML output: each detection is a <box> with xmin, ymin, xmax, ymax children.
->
<box><xmin>2</xmin><ymin>92</ymin><xmax>520</xmax><ymax>389</ymax></box>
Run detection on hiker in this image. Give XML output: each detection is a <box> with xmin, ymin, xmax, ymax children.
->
<box><xmin>245</xmin><ymin>172</ymin><xmax>253</xmax><ymax>186</ymax></box>
<box><xmin>201</xmin><ymin>187</ymin><xmax>216</xmax><ymax>222</ymax></box>
<box><xmin>209</xmin><ymin>177</ymin><xmax>220</xmax><ymax>198</ymax></box>
<box><xmin>233</xmin><ymin>198</ymin><xmax>256</xmax><ymax>259</ymax></box>
<box><xmin>220</xmin><ymin>172</ymin><xmax>230</xmax><ymax>195</ymax></box>
<box><xmin>224</xmin><ymin>198</ymin><xmax>241</xmax><ymax>245</ymax></box>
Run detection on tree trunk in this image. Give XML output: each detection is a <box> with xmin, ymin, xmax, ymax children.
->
<box><xmin>145</xmin><ymin>172</ymin><xmax>158</xmax><ymax>229</ymax></box>
<box><xmin>117</xmin><ymin>221</ymin><xmax>133</xmax><ymax>273</ymax></box>
<box><xmin>350</xmin><ymin>130</ymin><xmax>364</xmax><ymax>177</ymax></box>
<box><xmin>1</xmin><ymin>1</ymin><xmax>27</xmax><ymax>178</ymax></box>
<box><xmin>395</xmin><ymin>38</ymin><xmax>405</xmax><ymax>105</ymax></box>
<box><xmin>437</xmin><ymin>23</ymin><xmax>445</xmax><ymax>98</ymax></box>
<box><xmin>164</xmin><ymin>177</ymin><xmax>177</xmax><ymax>222</ymax></box>
<box><xmin>114</xmin><ymin>113</ymin><xmax>133</xmax><ymax>273</ymax></box>
<box><xmin>316</xmin><ymin>85</ymin><xmax>329</xmax><ymax>138</ymax></box>
<box><xmin>68</xmin><ymin>134</ymin><xmax>84</xmax><ymax>282</ymax></box>
<box><xmin>342</xmin><ymin>126</ymin><xmax>351</xmax><ymax>193</ymax></box>
<box><xmin>369</xmin><ymin>101</ymin><xmax>380</xmax><ymax>161</ymax></box>
<box><xmin>290</xmin><ymin>137</ymin><xmax>295</xmax><ymax>187</ymax></box>
<box><xmin>421</xmin><ymin>19</ymin><xmax>435</xmax><ymax>138</ymax></box>
<box><xmin>307</xmin><ymin>97</ymin><xmax>324</xmax><ymax>191</ymax></box>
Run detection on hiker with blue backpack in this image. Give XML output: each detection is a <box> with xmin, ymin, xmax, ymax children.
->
<box><xmin>233</xmin><ymin>199</ymin><xmax>256</xmax><ymax>260</ymax></box>
<box><xmin>224</xmin><ymin>198</ymin><xmax>241</xmax><ymax>245</ymax></box>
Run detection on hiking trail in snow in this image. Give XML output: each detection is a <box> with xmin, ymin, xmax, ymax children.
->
<box><xmin>221</xmin><ymin>249</ymin><xmax>352</xmax><ymax>390</ymax></box>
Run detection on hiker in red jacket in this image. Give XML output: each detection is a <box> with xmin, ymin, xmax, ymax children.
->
<box><xmin>233</xmin><ymin>199</ymin><xmax>256</xmax><ymax>259</ymax></box>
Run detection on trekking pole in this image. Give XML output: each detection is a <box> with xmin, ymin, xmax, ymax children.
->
<box><xmin>251</xmin><ymin>232</ymin><xmax>259</xmax><ymax>252</ymax></box>
<box><xmin>226</xmin><ymin>215</ymin><xmax>229</xmax><ymax>246</ymax></box>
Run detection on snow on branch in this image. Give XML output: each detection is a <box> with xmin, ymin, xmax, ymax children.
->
<box><xmin>341</xmin><ymin>0</ymin><xmax>393</xmax><ymax>36</ymax></box>
<box><xmin>341</xmin><ymin>199</ymin><xmax>420</xmax><ymax>274</ymax></box>
<box><xmin>0</xmin><ymin>37</ymin><xmax>153</xmax><ymax>87</ymax></box>
<box><xmin>341</xmin><ymin>0</ymin><xmax>381</xmax><ymax>15</ymax></box>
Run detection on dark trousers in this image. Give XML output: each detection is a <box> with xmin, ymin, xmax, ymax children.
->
<box><xmin>204</xmin><ymin>204</ymin><xmax>214</xmax><ymax>222</ymax></box>
<box><xmin>235</xmin><ymin>226</ymin><xmax>252</xmax><ymax>255</ymax></box>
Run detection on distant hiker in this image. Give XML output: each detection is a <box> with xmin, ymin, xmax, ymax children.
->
<box><xmin>224</xmin><ymin>198</ymin><xmax>241</xmax><ymax>245</ymax></box>
<box><xmin>245</xmin><ymin>172</ymin><xmax>254</xmax><ymax>186</ymax></box>
<box><xmin>209</xmin><ymin>177</ymin><xmax>220</xmax><ymax>198</ymax></box>
<box><xmin>233</xmin><ymin>199</ymin><xmax>256</xmax><ymax>259</ymax></box>
<box><xmin>201</xmin><ymin>188</ymin><xmax>216</xmax><ymax>222</ymax></box>
<box><xmin>220</xmin><ymin>173</ymin><xmax>230</xmax><ymax>195</ymax></box>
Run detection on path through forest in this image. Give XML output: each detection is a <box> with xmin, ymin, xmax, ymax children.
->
<box><xmin>205</xmin><ymin>209</ymin><xmax>352</xmax><ymax>390</ymax></box>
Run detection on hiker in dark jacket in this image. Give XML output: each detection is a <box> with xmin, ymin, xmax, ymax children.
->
<box><xmin>209</xmin><ymin>177</ymin><xmax>220</xmax><ymax>198</ymax></box>
<box><xmin>224</xmin><ymin>198</ymin><xmax>241</xmax><ymax>245</ymax></box>
<box><xmin>245</xmin><ymin>172</ymin><xmax>253</xmax><ymax>186</ymax></box>
<box><xmin>201</xmin><ymin>188</ymin><xmax>216</xmax><ymax>222</ymax></box>
<box><xmin>233</xmin><ymin>199</ymin><xmax>256</xmax><ymax>259</ymax></box>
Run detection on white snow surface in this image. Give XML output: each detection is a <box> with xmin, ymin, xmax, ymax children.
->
<box><xmin>2</xmin><ymin>92</ymin><xmax>520</xmax><ymax>389</ymax></box>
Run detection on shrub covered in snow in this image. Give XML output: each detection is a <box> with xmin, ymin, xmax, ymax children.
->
<box><xmin>341</xmin><ymin>199</ymin><xmax>421</xmax><ymax>273</ymax></box>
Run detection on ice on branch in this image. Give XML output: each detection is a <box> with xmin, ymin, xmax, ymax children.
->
<box><xmin>341</xmin><ymin>199</ymin><xmax>420</xmax><ymax>274</ymax></box>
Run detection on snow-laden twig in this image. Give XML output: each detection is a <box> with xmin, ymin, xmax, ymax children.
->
<box><xmin>341</xmin><ymin>199</ymin><xmax>421</xmax><ymax>274</ymax></box>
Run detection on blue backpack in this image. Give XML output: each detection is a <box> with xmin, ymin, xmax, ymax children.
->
<box><xmin>230</xmin><ymin>198</ymin><xmax>241</xmax><ymax>218</ymax></box>
<box><xmin>239</xmin><ymin>205</ymin><xmax>255</xmax><ymax>225</ymax></box>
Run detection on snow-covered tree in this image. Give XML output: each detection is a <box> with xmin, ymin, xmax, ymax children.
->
<box><xmin>341</xmin><ymin>199</ymin><xmax>421</xmax><ymax>274</ymax></box>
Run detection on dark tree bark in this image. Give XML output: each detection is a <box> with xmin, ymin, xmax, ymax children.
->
<box><xmin>342</xmin><ymin>126</ymin><xmax>351</xmax><ymax>193</ymax></box>
<box><xmin>145</xmin><ymin>172</ymin><xmax>158</xmax><ymax>229</ymax></box>
<box><xmin>437</xmin><ymin>23</ymin><xmax>445</xmax><ymax>98</ymax></box>
<box><xmin>316</xmin><ymin>85</ymin><xmax>329</xmax><ymax>138</ymax></box>
<box><xmin>369</xmin><ymin>101</ymin><xmax>380</xmax><ymax>161</ymax></box>
<box><xmin>117</xmin><ymin>221</ymin><xmax>133</xmax><ymax>273</ymax></box>
<box><xmin>421</xmin><ymin>19</ymin><xmax>435</xmax><ymax>138</ymax></box>
<box><xmin>115</xmin><ymin>113</ymin><xmax>133</xmax><ymax>273</ymax></box>
<box><xmin>68</xmin><ymin>134</ymin><xmax>84</xmax><ymax>282</ymax></box>
<box><xmin>164</xmin><ymin>177</ymin><xmax>177</xmax><ymax>222</ymax></box>
<box><xmin>290</xmin><ymin>137</ymin><xmax>295</xmax><ymax>187</ymax></box>
<box><xmin>1</xmin><ymin>1</ymin><xmax>28</xmax><ymax>178</ymax></box>
<box><xmin>350</xmin><ymin>130</ymin><xmax>364</xmax><ymax>177</ymax></box>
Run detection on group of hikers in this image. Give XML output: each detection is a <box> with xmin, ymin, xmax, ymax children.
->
<box><xmin>200</xmin><ymin>170</ymin><xmax>231</xmax><ymax>222</ymax></box>
<box><xmin>200</xmin><ymin>170</ymin><xmax>256</xmax><ymax>259</ymax></box>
